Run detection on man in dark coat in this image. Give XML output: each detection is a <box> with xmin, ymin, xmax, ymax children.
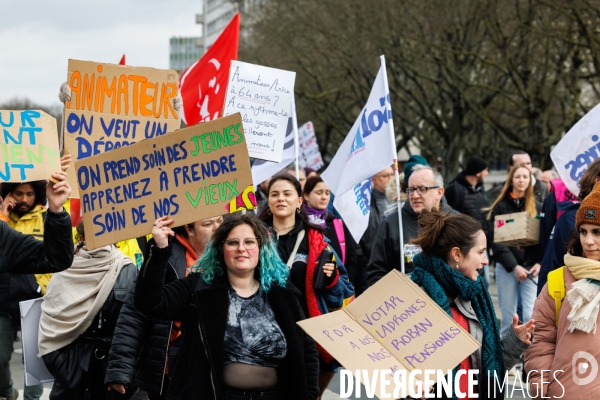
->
<box><xmin>367</xmin><ymin>165</ymin><xmax>458</xmax><ymax>285</ymax></box>
<box><xmin>445</xmin><ymin>156</ymin><xmax>493</xmax><ymax>284</ymax></box>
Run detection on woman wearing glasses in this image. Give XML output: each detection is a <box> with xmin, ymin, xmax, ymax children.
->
<box><xmin>134</xmin><ymin>213</ymin><xmax>319</xmax><ymax>400</ymax></box>
<box><xmin>486</xmin><ymin>163</ymin><xmax>541</xmax><ymax>338</ymax></box>
<box><xmin>258</xmin><ymin>173</ymin><xmax>354</xmax><ymax>398</ymax></box>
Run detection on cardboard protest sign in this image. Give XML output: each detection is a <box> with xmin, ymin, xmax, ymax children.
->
<box><xmin>223</xmin><ymin>60</ymin><xmax>295</xmax><ymax>163</ymax></box>
<box><xmin>298</xmin><ymin>121</ymin><xmax>324</xmax><ymax>170</ymax></box>
<box><xmin>75</xmin><ymin>113</ymin><xmax>255</xmax><ymax>249</ymax></box>
<box><xmin>64</xmin><ymin>59</ymin><xmax>180</xmax><ymax>195</ymax></box>
<box><xmin>551</xmin><ymin>102</ymin><xmax>600</xmax><ymax>197</ymax></box>
<box><xmin>0</xmin><ymin>110</ymin><xmax>60</xmax><ymax>182</ymax></box>
<box><xmin>298</xmin><ymin>270</ymin><xmax>481</xmax><ymax>400</ymax></box>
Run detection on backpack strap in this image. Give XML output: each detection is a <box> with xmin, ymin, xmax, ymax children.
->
<box><xmin>286</xmin><ymin>230</ymin><xmax>306</xmax><ymax>268</ymax></box>
<box><xmin>332</xmin><ymin>219</ymin><xmax>346</xmax><ymax>265</ymax></box>
<box><xmin>547</xmin><ymin>266</ymin><xmax>566</xmax><ymax>328</ymax></box>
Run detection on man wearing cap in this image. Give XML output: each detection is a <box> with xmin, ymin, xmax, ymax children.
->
<box><xmin>445</xmin><ymin>156</ymin><xmax>493</xmax><ymax>284</ymax></box>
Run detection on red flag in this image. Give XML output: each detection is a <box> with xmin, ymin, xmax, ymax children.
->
<box><xmin>180</xmin><ymin>13</ymin><xmax>240</xmax><ymax>126</ymax></box>
<box><xmin>119</xmin><ymin>54</ymin><xmax>126</xmax><ymax>65</ymax></box>
<box><xmin>69</xmin><ymin>198</ymin><xmax>83</xmax><ymax>227</ymax></box>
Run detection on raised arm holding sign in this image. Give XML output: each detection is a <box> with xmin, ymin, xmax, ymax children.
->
<box><xmin>75</xmin><ymin>113</ymin><xmax>255</xmax><ymax>249</ymax></box>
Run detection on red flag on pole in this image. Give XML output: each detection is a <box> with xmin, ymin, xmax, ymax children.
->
<box><xmin>180</xmin><ymin>13</ymin><xmax>240</xmax><ymax>126</ymax></box>
<box><xmin>119</xmin><ymin>54</ymin><xmax>126</xmax><ymax>65</ymax></box>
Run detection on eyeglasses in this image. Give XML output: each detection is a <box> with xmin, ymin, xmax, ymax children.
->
<box><xmin>223</xmin><ymin>237</ymin><xmax>259</xmax><ymax>250</ymax></box>
<box><xmin>406</xmin><ymin>186</ymin><xmax>440</xmax><ymax>195</ymax></box>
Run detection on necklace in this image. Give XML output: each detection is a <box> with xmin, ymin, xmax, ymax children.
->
<box><xmin>273</xmin><ymin>223</ymin><xmax>295</xmax><ymax>234</ymax></box>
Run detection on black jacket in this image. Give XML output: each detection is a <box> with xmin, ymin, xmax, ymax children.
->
<box><xmin>445</xmin><ymin>172</ymin><xmax>494</xmax><ymax>252</ymax></box>
<box><xmin>490</xmin><ymin>197</ymin><xmax>542</xmax><ymax>272</ymax></box>
<box><xmin>367</xmin><ymin>202</ymin><xmax>458</xmax><ymax>284</ymax></box>
<box><xmin>42</xmin><ymin>262</ymin><xmax>137</xmax><ymax>400</ymax></box>
<box><xmin>0</xmin><ymin>209</ymin><xmax>73</xmax><ymax>275</ymax></box>
<box><xmin>0</xmin><ymin>210</ymin><xmax>74</xmax><ymax>318</ymax></box>
<box><xmin>134</xmin><ymin>245</ymin><xmax>320</xmax><ymax>400</ymax></box>
<box><xmin>106</xmin><ymin>238</ymin><xmax>188</xmax><ymax>398</ymax></box>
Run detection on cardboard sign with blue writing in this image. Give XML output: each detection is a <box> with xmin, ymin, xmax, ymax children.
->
<box><xmin>74</xmin><ymin>113</ymin><xmax>255</xmax><ymax>250</ymax></box>
<box><xmin>63</xmin><ymin>59</ymin><xmax>180</xmax><ymax>196</ymax></box>
<box><xmin>0</xmin><ymin>110</ymin><xmax>61</xmax><ymax>183</ymax></box>
<box><xmin>297</xmin><ymin>270</ymin><xmax>480</xmax><ymax>399</ymax></box>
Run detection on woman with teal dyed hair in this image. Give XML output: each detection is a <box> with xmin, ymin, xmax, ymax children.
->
<box><xmin>134</xmin><ymin>213</ymin><xmax>319</xmax><ymax>400</ymax></box>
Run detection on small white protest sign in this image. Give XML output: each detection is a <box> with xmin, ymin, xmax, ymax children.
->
<box><xmin>298</xmin><ymin>121</ymin><xmax>324</xmax><ymax>170</ymax></box>
<box><xmin>223</xmin><ymin>61</ymin><xmax>295</xmax><ymax>162</ymax></box>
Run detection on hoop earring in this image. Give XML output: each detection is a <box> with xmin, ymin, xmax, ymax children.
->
<box><xmin>267</xmin><ymin>209</ymin><xmax>272</xmax><ymax>216</ymax></box>
<box><xmin>296</xmin><ymin>208</ymin><xmax>301</xmax><ymax>214</ymax></box>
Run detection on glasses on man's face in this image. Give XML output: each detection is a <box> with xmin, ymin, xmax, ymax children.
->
<box><xmin>406</xmin><ymin>186</ymin><xmax>440</xmax><ymax>196</ymax></box>
<box><xmin>223</xmin><ymin>237</ymin><xmax>259</xmax><ymax>251</ymax></box>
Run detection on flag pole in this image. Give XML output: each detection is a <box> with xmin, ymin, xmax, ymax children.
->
<box><xmin>380</xmin><ymin>55</ymin><xmax>405</xmax><ymax>274</ymax></box>
<box><xmin>292</xmin><ymin>96</ymin><xmax>300</xmax><ymax>177</ymax></box>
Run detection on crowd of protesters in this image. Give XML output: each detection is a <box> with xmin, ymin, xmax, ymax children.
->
<box><xmin>1</xmin><ymin>145</ymin><xmax>599</xmax><ymax>399</ymax></box>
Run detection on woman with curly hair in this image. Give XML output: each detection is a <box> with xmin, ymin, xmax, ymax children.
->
<box><xmin>134</xmin><ymin>213</ymin><xmax>319</xmax><ymax>400</ymax></box>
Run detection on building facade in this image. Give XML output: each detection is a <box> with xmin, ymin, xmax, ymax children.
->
<box><xmin>169</xmin><ymin>37</ymin><xmax>203</xmax><ymax>73</ymax></box>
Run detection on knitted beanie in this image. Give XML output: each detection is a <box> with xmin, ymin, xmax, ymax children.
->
<box><xmin>576</xmin><ymin>181</ymin><xmax>600</xmax><ymax>229</ymax></box>
<box><xmin>404</xmin><ymin>155</ymin><xmax>429</xmax><ymax>183</ymax></box>
<box><xmin>465</xmin><ymin>156</ymin><xmax>488</xmax><ymax>175</ymax></box>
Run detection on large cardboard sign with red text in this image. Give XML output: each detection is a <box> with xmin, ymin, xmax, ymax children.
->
<box><xmin>298</xmin><ymin>270</ymin><xmax>481</xmax><ymax>400</ymax></box>
<box><xmin>75</xmin><ymin>113</ymin><xmax>255</xmax><ymax>249</ymax></box>
<box><xmin>64</xmin><ymin>59</ymin><xmax>180</xmax><ymax>196</ymax></box>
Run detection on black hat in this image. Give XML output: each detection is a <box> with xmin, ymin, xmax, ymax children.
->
<box><xmin>465</xmin><ymin>157</ymin><xmax>488</xmax><ymax>175</ymax></box>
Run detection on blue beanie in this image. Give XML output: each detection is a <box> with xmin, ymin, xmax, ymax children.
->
<box><xmin>404</xmin><ymin>155</ymin><xmax>429</xmax><ymax>183</ymax></box>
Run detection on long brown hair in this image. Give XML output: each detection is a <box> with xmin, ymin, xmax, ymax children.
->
<box><xmin>485</xmin><ymin>164</ymin><xmax>536</xmax><ymax>219</ymax></box>
<box><xmin>411</xmin><ymin>208</ymin><xmax>483</xmax><ymax>262</ymax></box>
<box><xmin>258</xmin><ymin>173</ymin><xmax>324</xmax><ymax>232</ymax></box>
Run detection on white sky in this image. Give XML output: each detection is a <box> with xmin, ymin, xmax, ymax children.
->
<box><xmin>0</xmin><ymin>0</ymin><xmax>202</xmax><ymax>107</ymax></box>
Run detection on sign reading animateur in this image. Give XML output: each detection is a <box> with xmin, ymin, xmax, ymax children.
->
<box><xmin>64</xmin><ymin>59</ymin><xmax>180</xmax><ymax>195</ymax></box>
<box><xmin>0</xmin><ymin>110</ymin><xmax>60</xmax><ymax>182</ymax></box>
<box><xmin>75</xmin><ymin>113</ymin><xmax>254</xmax><ymax>249</ymax></box>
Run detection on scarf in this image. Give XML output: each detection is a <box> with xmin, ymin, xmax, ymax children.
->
<box><xmin>175</xmin><ymin>233</ymin><xmax>200</xmax><ymax>275</ymax></box>
<box><xmin>304</xmin><ymin>204</ymin><xmax>327</xmax><ymax>228</ymax></box>
<box><xmin>411</xmin><ymin>254</ymin><xmax>504</xmax><ymax>400</ymax></box>
<box><xmin>564</xmin><ymin>253</ymin><xmax>600</xmax><ymax>333</ymax></box>
<box><xmin>38</xmin><ymin>245</ymin><xmax>129</xmax><ymax>356</ymax></box>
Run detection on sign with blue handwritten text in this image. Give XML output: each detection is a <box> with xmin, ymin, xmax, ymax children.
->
<box><xmin>551</xmin><ymin>102</ymin><xmax>600</xmax><ymax>197</ymax></box>
<box><xmin>75</xmin><ymin>113</ymin><xmax>254</xmax><ymax>250</ymax></box>
<box><xmin>297</xmin><ymin>270</ymin><xmax>480</xmax><ymax>399</ymax></box>
<box><xmin>223</xmin><ymin>60</ymin><xmax>295</xmax><ymax>163</ymax></box>
<box><xmin>64</xmin><ymin>59</ymin><xmax>180</xmax><ymax>196</ymax></box>
<box><xmin>0</xmin><ymin>110</ymin><xmax>60</xmax><ymax>182</ymax></box>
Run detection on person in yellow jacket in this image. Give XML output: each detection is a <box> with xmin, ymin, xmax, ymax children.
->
<box><xmin>0</xmin><ymin>180</ymin><xmax>50</xmax><ymax>400</ymax></box>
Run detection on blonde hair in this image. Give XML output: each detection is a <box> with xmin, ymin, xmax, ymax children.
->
<box><xmin>485</xmin><ymin>164</ymin><xmax>537</xmax><ymax>219</ymax></box>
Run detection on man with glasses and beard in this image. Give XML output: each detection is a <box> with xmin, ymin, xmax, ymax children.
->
<box><xmin>367</xmin><ymin>164</ymin><xmax>459</xmax><ymax>285</ymax></box>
